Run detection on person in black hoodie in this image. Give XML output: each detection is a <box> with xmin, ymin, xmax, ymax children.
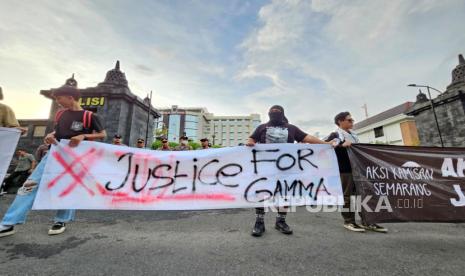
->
<box><xmin>246</xmin><ymin>105</ymin><xmax>337</xmax><ymax>237</ymax></box>
<box><xmin>326</xmin><ymin>111</ymin><xmax>387</xmax><ymax>233</ymax></box>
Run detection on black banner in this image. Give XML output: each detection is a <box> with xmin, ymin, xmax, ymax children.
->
<box><xmin>348</xmin><ymin>144</ymin><xmax>465</xmax><ymax>223</ymax></box>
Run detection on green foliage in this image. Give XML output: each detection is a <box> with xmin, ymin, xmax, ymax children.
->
<box><xmin>151</xmin><ymin>140</ymin><xmax>223</xmax><ymax>150</ymax></box>
<box><xmin>169</xmin><ymin>142</ymin><xmax>179</xmax><ymax>148</ymax></box>
<box><xmin>151</xmin><ymin>140</ymin><xmax>179</xmax><ymax>150</ymax></box>
<box><xmin>189</xmin><ymin>142</ymin><xmax>201</xmax><ymax>150</ymax></box>
<box><xmin>151</xmin><ymin>140</ymin><xmax>162</xmax><ymax>150</ymax></box>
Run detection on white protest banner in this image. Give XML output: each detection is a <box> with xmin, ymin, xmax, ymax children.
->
<box><xmin>33</xmin><ymin>140</ymin><xmax>343</xmax><ymax>210</ymax></box>
<box><xmin>0</xmin><ymin>127</ymin><xmax>21</xmax><ymax>184</ymax></box>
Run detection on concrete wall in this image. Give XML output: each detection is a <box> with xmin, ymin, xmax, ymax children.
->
<box><xmin>409</xmin><ymin>90</ymin><xmax>465</xmax><ymax>147</ymax></box>
<box><xmin>17</xmin><ymin>119</ymin><xmax>49</xmax><ymax>155</ymax></box>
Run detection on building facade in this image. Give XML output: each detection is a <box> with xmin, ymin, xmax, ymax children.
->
<box><xmin>17</xmin><ymin>61</ymin><xmax>160</xmax><ymax>153</ymax></box>
<box><xmin>16</xmin><ymin>119</ymin><xmax>49</xmax><ymax>154</ymax></box>
<box><xmin>407</xmin><ymin>54</ymin><xmax>465</xmax><ymax>147</ymax></box>
<box><xmin>156</xmin><ymin>105</ymin><xmax>261</xmax><ymax>146</ymax></box>
<box><xmin>353</xmin><ymin>102</ymin><xmax>420</xmax><ymax>146</ymax></box>
<box><xmin>157</xmin><ymin>106</ymin><xmax>210</xmax><ymax>142</ymax></box>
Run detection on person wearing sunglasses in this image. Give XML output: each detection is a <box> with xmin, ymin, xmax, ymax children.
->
<box><xmin>136</xmin><ymin>138</ymin><xmax>145</xmax><ymax>148</ymax></box>
<box><xmin>158</xmin><ymin>138</ymin><xmax>171</xmax><ymax>151</ymax></box>
<box><xmin>325</xmin><ymin>112</ymin><xmax>387</xmax><ymax>233</ymax></box>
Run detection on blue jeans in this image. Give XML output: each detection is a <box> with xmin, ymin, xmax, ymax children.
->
<box><xmin>1</xmin><ymin>154</ymin><xmax>75</xmax><ymax>226</ymax></box>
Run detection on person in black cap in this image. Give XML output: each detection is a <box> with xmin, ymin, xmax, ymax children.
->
<box><xmin>158</xmin><ymin>138</ymin><xmax>171</xmax><ymax>151</ymax></box>
<box><xmin>246</xmin><ymin>105</ymin><xmax>337</xmax><ymax>237</ymax></box>
<box><xmin>175</xmin><ymin>136</ymin><xmax>192</xmax><ymax>151</ymax></box>
<box><xmin>136</xmin><ymin>138</ymin><xmax>145</xmax><ymax>148</ymax></box>
<box><xmin>0</xmin><ymin>81</ymin><xmax>106</xmax><ymax>238</ymax></box>
<box><xmin>200</xmin><ymin>138</ymin><xmax>210</xmax><ymax>149</ymax></box>
<box><xmin>112</xmin><ymin>134</ymin><xmax>126</xmax><ymax>146</ymax></box>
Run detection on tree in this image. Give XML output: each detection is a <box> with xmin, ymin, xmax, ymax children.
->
<box><xmin>189</xmin><ymin>141</ymin><xmax>201</xmax><ymax>150</ymax></box>
<box><xmin>151</xmin><ymin>140</ymin><xmax>162</xmax><ymax>150</ymax></box>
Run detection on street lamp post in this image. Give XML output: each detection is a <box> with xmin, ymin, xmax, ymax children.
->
<box><xmin>407</xmin><ymin>84</ymin><xmax>444</xmax><ymax>147</ymax></box>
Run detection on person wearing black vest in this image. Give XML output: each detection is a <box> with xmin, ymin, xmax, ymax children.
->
<box><xmin>247</xmin><ymin>105</ymin><xmax>337</xmax><ymax>237</ymax></box>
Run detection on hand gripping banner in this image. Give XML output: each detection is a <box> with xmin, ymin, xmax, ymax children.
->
<box><xmin>349</xmin><ymin>144</ymin><xmax>465</xmax><ymax>223</ymax></box>
<box><xmin>33</xmin><ymin>141</ymin><xmax>343</xmax><ymax>210</ymax></box>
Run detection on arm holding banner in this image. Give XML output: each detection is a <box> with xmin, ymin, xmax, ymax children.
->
<box><xmin>303</xmin><ymin>134</ymin><xmax>338</xmax><ymax>147</ymax></box>
<box><xmin>45</xmin><ymin>130</ymin><xmax>107</xmax><ymax>148</ymax></box>
<box><xmin>68</xmin><ymin>130</ymin><xmax>106</xmax><ymax>147</ymax></box>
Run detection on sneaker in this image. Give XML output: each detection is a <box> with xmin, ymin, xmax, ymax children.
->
<box><xmin>48</xmin><ymin>222</ymin><xmax>66</xmax><ymax>235</ymax></box>
<box><xmin>361</xmin><ymin>224</ymin><xmax>388</xmax><ymax>233</ymax></box>
<box><xmin>343</xmin><ymin>223</ymin><xmax>366</xmax><ymax>232</ymax></box>
<box><xmin>251</xmin><ymin>219</ymin><xmax>265</xmax><ymax>237</ymax></box>
<box><xmin>0</xmin><ymin>225</ymin><xmax>15</xmax><ymax>238</ymax></box>
<box><xmin>275</xmin><ymin>219</ymin><xmax>293</xmax><ymax>235</ymax></box>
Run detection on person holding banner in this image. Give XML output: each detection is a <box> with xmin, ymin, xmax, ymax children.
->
<box><xmin>247</xmin><ymin>105</ymin><xmax>337</xmax><ymax>237</ymax></box>
<box><xmin>0</xmin><ymin>82</ymin><xmax>106</xmax><ymax>238</ymax></box>
<box><xmin>326</xmin><ymin>112</ymin><xmax>387</xmax><ymax>233</ymax></box>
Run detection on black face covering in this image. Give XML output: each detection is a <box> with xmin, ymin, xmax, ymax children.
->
<box><xmin>268</xmin><ymin>105</ymin><xmax>288</xmax><ymax>126</ymax></box>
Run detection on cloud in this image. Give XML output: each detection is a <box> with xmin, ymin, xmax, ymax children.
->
<box><xmin>0</xmin><ymin>0</ymin><xmax>463</xmax><ymax>136</ymax></box>
<box><xmin>237</xmin><ymin>0</ymin><xmax>465</xmax><ymax>134</ymax></box>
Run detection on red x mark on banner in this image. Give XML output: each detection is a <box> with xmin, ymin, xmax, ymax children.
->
<box><xmin>48</xmin><ymin>145</ymin><xmax>104</xmax><ymax>197</ymax></box>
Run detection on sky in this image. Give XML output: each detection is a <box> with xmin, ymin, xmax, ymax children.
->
<box><xmin>1</xmin><ymin>0</ymin><xmax>464</xmax><ymax>136</ymax></box>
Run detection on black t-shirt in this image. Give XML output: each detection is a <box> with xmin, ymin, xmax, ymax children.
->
<box><xmin>54</xmin><ymin>110</ymin><xmax>104</xmax><ymax>140</ymax></box>
<box><xmin>325</xmin><ymin>132</ymin><xmax>351</xmax><ymax>173</ymax></box>
<box><xmin>250</xmin><ymin>123</ymin><xmax>307</xmax><ymax>144</ymax></box>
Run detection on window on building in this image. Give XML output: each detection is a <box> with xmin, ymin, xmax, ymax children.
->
<box><xmin>33</xmin><ymin>126</ymin><xmax>47</xmax><ymax>137</ymax></box>
<box><xmin>374</xmin><ymin>126</ymin><xmax>384</xmax><ymax>138</ymax></box>
<box><xmin>185</xmin><ymin>121</ymin><xmax>197</xmax><ymax>130</ymax></box>
<box><xmin>185</xmin><ymin>129</ymin><xmax>197</xmax><ymax>140</ymax></box>
<box><xmin>168</xmin><ymin>114</ymin><xmax>181</xmax><ymax>141</ymax></box>
<box><xmin>185</xmin><ymin>115</ymin><xmax>198</xmax><ymax>123</ymax></box>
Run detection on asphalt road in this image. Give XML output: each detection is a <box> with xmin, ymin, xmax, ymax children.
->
<box><xmin>0</xmin><ymin>195</ymin><xmax>464</xmax><ymax>276</ymax></box>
